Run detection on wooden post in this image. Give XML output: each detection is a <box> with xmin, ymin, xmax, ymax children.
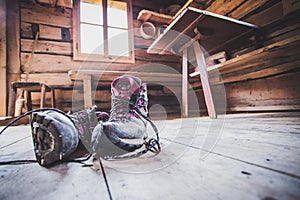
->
<box><xmin>83</xmin><ymin>75</ymin><xmax>93</xmax><ymax>108</ymax></box>
<box><xmin>51</xmin><ymin>89</ymin><xmax>56</xmax><ymax>108</ymax></box>
<box><xmin>7</xmin><ymin>0</ymin><xmax>21</xmax><ymax>116</ymax></box>
<box><xmin>193</xmin><ymin>41</ymin><xmax>217</xmax><ymax>119</ymax></box>
<box><xmin>40</xmin><ymin>83</ymin><xmax>47</xmax><ymax>108</ymax></box>
<box><xmin>182</xmin><ymin>48</ymin><xmax>188</xmax><ymax>117</ymax></box>
<box><xmin>0</xmin><ymin>0</ymin><xmax>7</xmax><ymax>116</ymax></box>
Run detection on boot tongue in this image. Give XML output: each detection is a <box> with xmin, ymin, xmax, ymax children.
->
<box><xmin>111</xmin><ymin>76</ymin><xmax>141</xmax><ymax>100</ymax></box>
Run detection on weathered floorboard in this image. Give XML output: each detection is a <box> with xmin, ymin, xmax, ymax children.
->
<box><xmin>1</xmin><ymin>113</ymin><xmax>300</xmax><ymax>200</ymax></box>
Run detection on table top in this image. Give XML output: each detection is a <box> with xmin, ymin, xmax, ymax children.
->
<box><xmin>147</xmin><ymin>7</ymin><xmax>258</xmax><ymax>55</ymax></box>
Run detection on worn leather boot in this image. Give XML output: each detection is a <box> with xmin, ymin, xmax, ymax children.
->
<box><xmin>91</xmin><ymin>75</ymin><xmax>149</xmax><ymax>158</ymax></box>
<box><xmin>30</xmin><ymin>106</ymin><xmax>109</xmax><ymax>166</ymax></box>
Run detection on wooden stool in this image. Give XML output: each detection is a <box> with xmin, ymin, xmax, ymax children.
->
<box><xmin>8</xmin><ymin>82</ymin><xmax>55</xmax><ymax>116</ymax></box>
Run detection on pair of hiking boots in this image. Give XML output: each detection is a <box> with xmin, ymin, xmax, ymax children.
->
<box><xmin>30</xmin><ymin>75</ymin><xmax>157</xmax><ymax>166</ymax></box>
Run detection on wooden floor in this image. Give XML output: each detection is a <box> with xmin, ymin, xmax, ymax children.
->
<box><xmin>1</xmin><ymin>112</ymin><xmax>300</xmax><ymax>200</ymax></box>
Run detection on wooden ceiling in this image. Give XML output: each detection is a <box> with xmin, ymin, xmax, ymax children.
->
<box><xmin>132</xmin><ymin>0</ymin><xmax>212</xmax><ymax>11</ymax></box>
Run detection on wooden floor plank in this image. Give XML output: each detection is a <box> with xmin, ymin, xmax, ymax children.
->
<box><xmin>1</xmin><ymin>112</ymin><xmax>300</xmax><ymax>199</ymax></box>
<box><xmin>0</xmin><ymin>127</ymin><xmax>111</xmax><ymax>200</ymax></box>
<box><xmin>158</xmin><ymin>113</ymin><xmax>300</xmax><ymax>177</ymax></box>
<box><xmin>97</xmin><ymin>113</ymin><xmax>300</xmax><ymax>199</ymax></box>
<box><xmin>99</xmin><ymin>142</ymin><xmax>300</xmax><ymax>200</ymax></box>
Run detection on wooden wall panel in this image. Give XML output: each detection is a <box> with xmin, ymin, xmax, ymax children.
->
<box><xmin>192</xmin><ymin>35</ymin><xmax>300</xmax><ymax>87</ymax></box>
<box><xmin>39</xmin><ymin>24</ymin><xmax>67</xmax><ymax>41</ymax></box>
<box><xmin>21</xmin><ymin>39</ymin><xmax>72</xmax><ymax>55</ymax></box>
<box><xmin>9</xmin><ymin>0</ymin><xmax>299</xmax><ymax>116</ymax></box>
<box><xmin>20</xmin><ymin>1</ymin><xmax>72</xmax><ymax>28</ymax></box>
<box><xmin>226</xmin><ymin>72</ymin><xmax>300</xmax><ymax>112</ymax></box>
<box><xmin>0</xmin><ymin>0</ymin><xmax>6</xmax><ymax>116</ymax></box>
<box><xmin>20</xmin><ymin>52</ymin><xmax>181</xmax><ymax>73</ymax></box>
<box><xmin>7</xmin><ymin>0</ymin><xmax>20</xmax><ymax>77</ymax></box>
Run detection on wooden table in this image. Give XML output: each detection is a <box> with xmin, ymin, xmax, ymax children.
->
<box><xmin>147</xmin><ymin>7</ymin><xmax>258</xmax><ymax>118</ymax></box>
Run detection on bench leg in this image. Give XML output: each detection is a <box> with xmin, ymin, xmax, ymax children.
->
<box><xmin>7</xmin><ymin>86</ymin><xmax>17</xmax><ymax>117</ymax></box>
<box><xmin>51</xmin><ymin>88</ymin><xmax>55</xmax><ymax>108</ymax></box>
<box><xmin>40</xmin><ymin>84</ymin><xmax>46</xmax><ymax>108</ymax></box>
<box><xmin>193</xmin><ymin>41</ymin><xmax>217</xmax><ymax>119</ymax></box>
<box><xmin>26</xmin><ymin>91</ymin><xmax>32</xmax><ymax>111</ymax></box>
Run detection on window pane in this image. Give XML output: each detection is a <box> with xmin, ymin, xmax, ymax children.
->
<box><xmin>80</xmin><ymin>1</ymin><xmax>103</xmax><ymax>25</ymax></box>
<box><xmin>108</xmin><ymin>28</ymin><xmax>129</xmax><ymax>56</ymax></box>
<box><xmin>107</xmin><ymin>1</ymin><xmax>128</xmax><ymax>28</ymax></box>
<box><xmin>80</xmin><ymin>24</ymin><xmax>104</xmax><ymax>54</ymax></box>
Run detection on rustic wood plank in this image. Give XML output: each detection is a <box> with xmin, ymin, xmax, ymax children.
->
<box><xmin>69</xmin><ymin>70</ymin><xmax>182</xmax><ymax>85</ymax></box>
<box><xmin>206</xmin><ymin>0</ymin><xmax>245</xmax><ymax>16</ymax></box>
<box><xmin>20</xmin><ymin>1</ymin><xmax>72</xmax><ymax>28</ymax></box>
<box><xmin>192</xmin><ymin>35</ymin><xmax>300</xmax><ymax>86</ymax></box>
<box><xmin>39</xmin><ymin>24</ymin><xmax>62</xmax><ymax>40</ymax></box>
<box><xmin>135</xmin><ymin>49</ymin><xmax>181</xmax><ymax>63</ymax></box>
<box><xmin>20</xmin><ymin>52</ymin><xmax>181</xmax><ymax>73</ymax></box>
<box><xmin>228</xmin><ymin>0</ymin><xmax>269</xmax><ymax>20</ymax></box>
<box><xmin>217</xmin><ymin>60</ymin><xmax>300</xmax><ymax>85</ymax></box>
<box><xmin>20</xmin><ymin>73</ymin><xmax>74</xmax><ymax>87</ymax></box>
<box><xmin>225</xmin><ymin>71</ymin><xmax>300</xmax><ymax>111</ymax></box>
<box><xmin>36</xmin><ymin>0</ymin><xmax>73</xmax><ymax>8</ymax></box>
<box><xmin>21</xmin><ymin>39</ymin><xmax>72</xmax><ymax>55</ymax></box>
<box><xmin>228</xmin><ymin>105</ymin><xmax>300</xmax><ymax>112</ymax></box>
<box><xmin>264</xmin><ymin>21</ymin><xmax>300</xmax><ymax>46</ymax></box>
<box><xmin>192</xmin><ymin>71</ymin><xmax>300</xmax><ymax>113</ymax></box>
<box><xmin>282</xmin><ymin>0</ymin><xmax>300</xmax><ymax>15</ymax></box>
<box><xmin>7</xmin><ymin>0</ymin><xmax>21</xmax><ymax>76</ymax></box>
<box><xmin>245</xmin><ymin>1</ymin><xmax>284</xmax><ymax>27</ymax></box>
<box><xmin>20</xmin><ymin>53</ymin><xmax>124</xmax><ymax>73</ymax></box>
<box><xmin>7</xmin><ymin>0</ymin><xmax>21</xmax><ymax>117</ymax></box>
<box><xmin>0</xmin><ymin>0</ymin><xmax>6</xmax><ymax>116</ymax></box>
<box><xmin>21</xmin><ymin>22</ymin><xmax>72</xmax><ymax>41</ymax></box>
<box><xmin>137</xmin><ymin>9</ymin><xmax>173</xmax><ymax>24</ymax></box>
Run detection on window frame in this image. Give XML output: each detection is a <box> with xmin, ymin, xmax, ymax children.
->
<box><xmin>73</xmin><ymin>0</ymin><xmax>135</xmax><ymax>63</ymax></box>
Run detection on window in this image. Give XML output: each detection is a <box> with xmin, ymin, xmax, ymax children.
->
<box><xmin>73</xmin><ymin>0</ymin><xmax>134</xmax><ymax>63</ymax></box>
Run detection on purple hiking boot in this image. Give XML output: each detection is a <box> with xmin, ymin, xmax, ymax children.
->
<box><xmin>91</xmin><ymin>75</ymin><xmax>153</xmax><ymax>158</ymax></box>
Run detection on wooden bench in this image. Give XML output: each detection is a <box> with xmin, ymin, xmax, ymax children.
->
<box><xmin>68</xmin><ymin>70</ymin><xmax>181</xmax><ymax>109</ymax></box>
<box><xmin>7</xmin><ymin>82</ymin><xmax>55</xmax><ymax>117</ymax></box>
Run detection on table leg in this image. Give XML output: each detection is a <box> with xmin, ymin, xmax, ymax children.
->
<box><xmin>193</xmin><ymin>42</ymin><xmax>217</xmax><ymax>119</ymax></box>
<box><xmin>83</xmin><ymin>75</ymin><xmax>92</xmax><ymax>108</ymax></box>
<box><xmin>182</xmin><ymin>48</ymin><xmax>188</xmax><ymax>117</ymax></box>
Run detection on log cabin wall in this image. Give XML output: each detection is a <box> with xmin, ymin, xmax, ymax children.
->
<box><xmin>17</xmin><ymin>0</ymin><xmax>182</xmax><ymax>117</ymax></box>
<box><xmin>188</xmin><ymin>0</ymin><xmax>300</xmax><ymax>114</ymax></box>
<box><xmin>4</xmin><ymin>0</ymin><xmax>300</xmax><ymax>117</ymax></box>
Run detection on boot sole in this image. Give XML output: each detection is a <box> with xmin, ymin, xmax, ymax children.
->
<box><xmin>30</xmin><ymin>112</ymin><xmax>63</xmax><ymax>166</ymax></box>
